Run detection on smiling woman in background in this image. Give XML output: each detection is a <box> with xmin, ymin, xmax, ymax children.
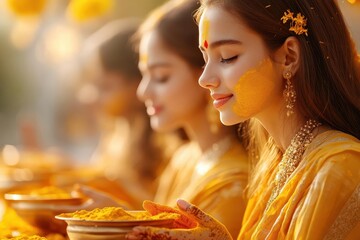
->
<box><xmin>133</xmin><ymin>0</ymin><xmax>249</xmax><ymax>238</ymax></box>
<box><xmin>75</xmin><ymin>18</ymin><xmax>178</xmax><ymax>208</ymax></box>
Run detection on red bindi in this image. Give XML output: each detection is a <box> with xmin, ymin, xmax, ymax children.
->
<box><xmin>204</xmin><ymin>40</ymin><xmax>208</xmax><ymax>49</ymax></box>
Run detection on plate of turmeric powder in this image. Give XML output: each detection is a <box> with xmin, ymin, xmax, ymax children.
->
<box><xmin>4</xmin><ymin>186</ymin><xmax>84</xmax><ymax>204</ymax></box>
<box><xmin>0</xmin><ymin>167</ymin><xmax>50</xmax><ymax>194</ymax></box>
<box><xmin>55</xmin><ymin>207</ymin><xmax>178</xmax><ymax>225</ymax></box>
<box><xmin>55</xmin><ymin>207</ymin><xmax>178</xmax><ymax>240</ymax></box>
<box><xmin>4</xmin><ymin>186</ymin><xmax>86</xmax><ymax>235</ymax></box>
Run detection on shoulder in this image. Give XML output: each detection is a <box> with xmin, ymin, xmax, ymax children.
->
<box><xmin>302</xmin><ymin>131</ymin><xmax>360</xmax><ymax>189</ymax></box>
<box><xmin>308</xmin><ymin>130</ymin><xmax>360</xmax><ymax>154</ymax></box>
<box><xmin>305</xmin><ymin>130</ymin><xmax>360</xmax><ymax>165</ymax></box>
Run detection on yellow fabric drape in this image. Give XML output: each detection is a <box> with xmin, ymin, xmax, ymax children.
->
<box><xmin>239</xmin><ymin>130</ymin><xmax>360</xmax><ymax>240</ymax></box>
<box><xmin>155</xmin><ymin>139</ymin><xmax>249</xmax><ymax>239</ymax></box>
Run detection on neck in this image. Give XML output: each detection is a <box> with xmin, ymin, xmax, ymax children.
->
<box><xmin>257</xmin><ymin>106</ymin><xmax>307</xmax><ymax>152</ymax></box>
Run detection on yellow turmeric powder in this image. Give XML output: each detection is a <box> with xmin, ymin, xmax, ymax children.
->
<box><xmin>62</xmin><ymin>207</ymin><xmax>179</xmax><ymax>221</ymax></box>
<box><xmin>44</xmin><ymin>234</ymin><xmax>66</xmax><ymax>240</ymax></box>
<box><xmin>0</xmin><ymin>208</ymin><xmax>41</xmax><ymax>237</ymax></box>
<box><xmin>0</xmin><ymin>206</ymin><xmax>67</xmax><ymax>240</ymax></box>
<box><xmin>3</xmin><ymin>235</ymin><xmax>47</xmax><ymax>240</ymax></box>
<box><xmin>69</xmin><ymin>207</ymin><xmax>134</xmax><ymax>220</ymax></box>
<box><xmin>28</xmin><ymin>186</ymin><xmax>71</xmax><ymax>199</ymax></box>
<box><xmin>0</xmin><ymin>231</ymin><xmax>66</xmax><ymax>240</ymax></box>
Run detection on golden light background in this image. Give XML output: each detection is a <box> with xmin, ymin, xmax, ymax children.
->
<box><xmin>0</xmin><ymin>0</ymin><xmax>358</xmax><ymax>162</ymax></box>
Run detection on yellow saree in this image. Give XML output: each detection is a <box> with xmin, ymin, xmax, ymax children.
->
<box><xmin>239</xmin><ymin>130</ymin><xmax>360</xmax><ymax>240</ymax></box>
<box><xmin>155</xmin><ymin>137</ymin><xmax>249</xmax><ymax>239</ymax></box>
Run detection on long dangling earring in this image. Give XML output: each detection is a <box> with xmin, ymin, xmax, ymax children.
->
<box><xmin>283</xmin><ymin>72</ymin><xmax>296</xmax><ymax>117</ymax></box>
<box><xmin>206</xmin><ymin>99</ymin><xmax>221</xmax><ymax>134</ymax></box>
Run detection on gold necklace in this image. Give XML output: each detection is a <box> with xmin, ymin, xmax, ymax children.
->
<box><xmin>266</xmin><ymin>119</ymin><xmax>322</xmax><ymax>210</ymax></box>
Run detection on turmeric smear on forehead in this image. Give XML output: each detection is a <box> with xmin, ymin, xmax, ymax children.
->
<box><xmin>200</xmin><ymin>18</ymin><xmax>209</xmax><ymax>49</ymax></box>
<box><xmin>232</xmin><ymin>58</ymin><xmax>277</xmax><ymax>118</ymax></box>
<box><xmin>140</xmin><ymin>53</ymin><xmax>148</xmax><ymax>64</ymax></box>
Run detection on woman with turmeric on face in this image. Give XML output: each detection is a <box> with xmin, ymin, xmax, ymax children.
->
<box><xmin>127</xmin><ymin>0</ymin><xmax>360</xmax><ymax>239</ymax></box>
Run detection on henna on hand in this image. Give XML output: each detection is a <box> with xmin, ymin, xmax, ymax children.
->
<box><xmin>143</xmin><ymin>200</ymin><xmax>197</xmax><ymax>228</ymax></box>
<box><xmin>126</xmin><ymin>200</ymin><xmax>233</xmax><ymax>240</ymax></box>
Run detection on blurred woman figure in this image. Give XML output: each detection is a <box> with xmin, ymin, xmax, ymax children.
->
<box><xmin>133</xmin><ymin>0</ymin><xmax>249</xmax><ymax>237</ymax></box>
<box><xmin>78</xmin><ymin>19</ymin><xmax>176</xmax><ymax>208</ymax></box>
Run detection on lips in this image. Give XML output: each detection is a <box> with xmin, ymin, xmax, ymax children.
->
<box><xmin>146</xmin><ymin>105</ymin><xmax>162</xmax><ymax>116</ymax></box>
<box><xmin>211</xmin><ymin>93</ymin><xmax>233</xmax><ymax>108</ymax></box>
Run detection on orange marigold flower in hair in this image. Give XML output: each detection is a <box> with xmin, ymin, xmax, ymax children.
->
<box><xmin>281</xmin><ymin>9</ymin><xmax>308</xmax><ymax>36</ymax></box>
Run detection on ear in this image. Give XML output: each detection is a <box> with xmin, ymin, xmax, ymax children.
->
<box><xmin>279</xmin><ymin>37</ymin><xmax>301</xmax><ymax>76</ymax></box>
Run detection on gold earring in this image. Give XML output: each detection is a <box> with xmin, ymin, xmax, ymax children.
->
<box><xmin>283</xmin><ymin>72</ymin><xmax>296</xmax><ymax>117</ymax></box>
<box><xmin>206</xmin><ymin>100</ymin><xmax>221</xmax><ymax>134</ymax></box>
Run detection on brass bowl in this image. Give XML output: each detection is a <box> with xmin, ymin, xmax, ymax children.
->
<box><xmin>4</xmin><ymin>191</ymin><xmax>84</xmax><ymax>235</ymax></box>
<box><xmin>56</xmin><ymin>211</ymin><xmax>175</xmax><ymax>240</ymax></box>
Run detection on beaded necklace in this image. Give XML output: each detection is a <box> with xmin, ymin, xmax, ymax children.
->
<box><xmin>266</xmin><ymin>119</ymin><xmax>322</xmax><ymax>210</ymax></box>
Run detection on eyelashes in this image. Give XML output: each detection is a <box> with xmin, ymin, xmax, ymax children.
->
<box><xmin>155</xmin><ymin>76</ymin><xmax>169</xmax><ymax>83</ymax></box>
<box><xmin>201</xmin><ymin>54</ymin><xmax>238</xmax><ymax>69</ymax></box>
<box><xmin>220</xmin><ymin>55</ymin><xmax>238</xmax><ymax>64</ymax></box>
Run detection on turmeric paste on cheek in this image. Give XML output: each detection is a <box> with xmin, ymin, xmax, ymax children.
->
<box><xmin>232</xmin><ymin>58</ymin><xmax>277</xmax><ymax>118</ymax></box>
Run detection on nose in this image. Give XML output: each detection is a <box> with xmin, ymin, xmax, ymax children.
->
<box><xmin>136</xmin><ymin>77</ymin><xmax>151</xmax><ymax>102</ymax></box>
<box><xmin>198</xmin><ymin>65</ymin><xmax>219</xmax><ymax>89</ymax></box>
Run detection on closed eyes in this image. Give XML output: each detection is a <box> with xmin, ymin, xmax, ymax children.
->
<box><xmin>220</xmin><ymin>55</ymin><xmax>238</xmax><ymax>64</ymax></box>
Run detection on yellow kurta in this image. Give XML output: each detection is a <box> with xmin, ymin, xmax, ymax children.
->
<box><xmin>155</xmin><ymin>137</ymin><xmax>249</xmax><ymax>239</ymax></box>
<box><xmin>239</xmin><ymin>130</ymin><xmax>360</xmax><ymax>240</ymax></box>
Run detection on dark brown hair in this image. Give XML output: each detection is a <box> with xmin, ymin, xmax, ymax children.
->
<box><xmin>197</xmin><ymin>0</ymin><xmax>360</xmax><ymax>139</ymax></box>
<box><xmin>134</xmin><ymin>0</ymin><xmax>245</xmax><ymax>142</ymax></box>
<box><xmin>133</xmin><ymin>0</ymin><xmax>204</xmax><ymax>69</ymax></box>
<box><xmin>89</xmin><ymin>19</ymin><xmax>171</xmax><ymax>183</ymax></box>
<box><xmin>94</xmin><ymin>19</ymin><xmax>142</xmax><ymax>80</ymax></box>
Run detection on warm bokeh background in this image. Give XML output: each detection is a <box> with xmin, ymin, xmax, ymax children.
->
<box><xmin>0</xmin><ymin>0</ymin><xmax>167</xmax><ymax>163</ymax></box>
<box><xmin>0</xmin><ymin>0</ymin><xmax>359</xmax><ymax>163</ymax></box>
